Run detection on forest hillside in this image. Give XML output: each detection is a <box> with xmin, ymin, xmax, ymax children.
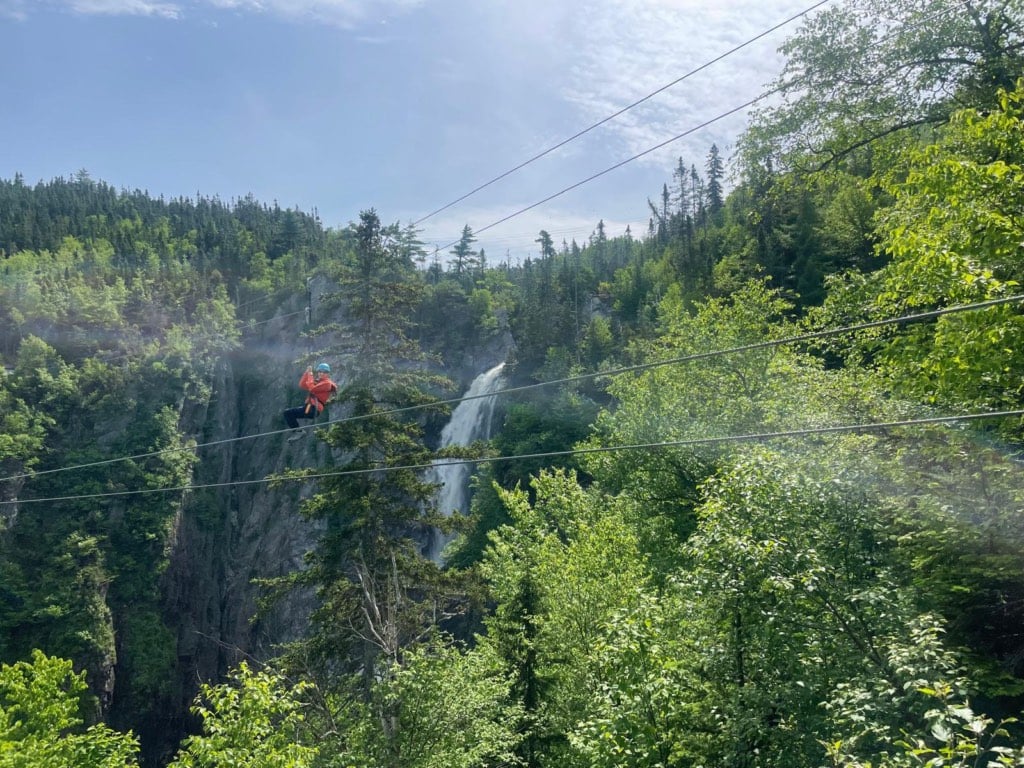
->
<box><xmin>2</xmin><ymin>0</ymin><xmax>1024</xmax><ymax>766</ymax></box>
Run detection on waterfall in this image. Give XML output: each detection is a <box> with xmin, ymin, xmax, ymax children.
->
<box><xmin>426</xmin><ymin>363</ymin><xmax>506</xmax><ymax>562</ymax></box>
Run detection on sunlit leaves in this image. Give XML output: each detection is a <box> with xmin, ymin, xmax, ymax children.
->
<box><xmin>333</xmin><ymin>641</ymin><xmax>522</xmax><ymax>768</ymax></box>
<box><xmin>169</xmin><ymin>663</ymin><xmax>315</xmax><ymax>768</ymax></box>
<box><xmin>829</xmin><ymin>82</ymin><xmax>1024</xmax><ymax>413</ymax></box>
<box><xmin>743</xmin><ymin>0</ymin><xmax>1024</xmax><ymax>172</ymax></box>
<box><xmin>568</xmin><ymin>588</ymin><xmax>712</xmax><ymax>768</ymax></box>
<box><xmin>0</xmin><ymin>651</ymin><xmax>139</xmax><ymax>768</ymax></box>
<box><xmin>481</xmin><ymin>470</ymin><xmax>650</xmax><ymax>766</ymax></box>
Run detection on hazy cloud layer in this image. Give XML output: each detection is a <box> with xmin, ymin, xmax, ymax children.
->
<box><xmin>70</xmin><ymin>0</ymin><xmax>181</xmax><ymax>17</ymax></box>
<box><xmin>9</xmin><ymin>0</ymin><xmax>806</xmax><ymax>162</ymax></box>
<box><xmin>1</xmin><ymin>0</ymin><xmax>180</xmax><ymax>16</ymax></box>
<box><xmin>7</xmin><ymin>0</ymin><xmax>426</xmax><ymax>25</ymax></box>
<box><xmin>1</xmin><ymin>0</ymin><xmax>818</xmax><ymax>260</ymax></box>
<box><xmin>0</xmin><ymin>0</ymin><xmax>26</xmax><ymax>18</ymax></box>
<box><xmin>562</xmin><ymin>0</ymin><xmax>808</xmax><ymax>168</ymax></box>
<box><xmin>208</xmin><ymin>0</ymin><xmax>425</xmax><ymax>26</ymax></box>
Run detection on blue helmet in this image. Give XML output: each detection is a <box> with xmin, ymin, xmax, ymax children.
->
<box><xmin>315</xmin><ymin>362</ymin><xmax>331</xmax><ymax>374</ymax></box>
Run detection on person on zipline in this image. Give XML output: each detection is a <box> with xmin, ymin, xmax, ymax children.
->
<box><xmin>284</xmin><ymin>362</ymin><xmax>337</xmax><ymax>441</ymax></box>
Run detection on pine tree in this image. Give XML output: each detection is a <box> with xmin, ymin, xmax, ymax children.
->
<box><xmin>672</xmin><ymin>156</ymin><xmax>691</xmax><ymax>217</ymax></box>
<box><xmin>705</xmin><ymin>144</ymin><xmax>725</xmax><ymax>216</ymax></box>
<box><xmin>535</xmin><ymin>230</ymin><xmax>555</xmax><ymax>260</ymax></box>
<box><xmin>449</xmin><ymin>224</ymin><xmax>478</xmax><ymax>280</ymax></box>
<box><xmin>284</xmin><ymin>210</ymin><xmax>457</xmax><ymax>697</ymax></box>
<box><xmin>690</xmin><ymin>165</ymin><xmax>704</xmax><ymax>223</ymax></box>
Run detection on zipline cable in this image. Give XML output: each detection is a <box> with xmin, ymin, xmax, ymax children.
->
<box><xmin>0</xmin><ymin>5</ymin><xmax>982</xmax><ymax>501</ymax></box>
<box><xmin>411</xmin><ymin>0</ymin><xmax>835</xmax><ymax>228</ymax></box>
<box><xmin>236</xmin><ymin>309</ymin><xmax>308</xmax><ymax>330</ymax></box>
<box><xmin>434</xmin><ymin>91</ymin><xmax>776</xmax><ymax>251</ymax></box>
<box><xmin>1</xmin><ymin>294</ymin><xmax>1021</xmax><ymax>485</ymax></box>
<box><xmin>3</xmin><ymin>409</ymin><xmax>1021</xmax><ymax>505</ymax></box>
<box><xmin>425</xmin><ymin>1</ymin><xmax>958</xmax><ymax>251</ymax></box>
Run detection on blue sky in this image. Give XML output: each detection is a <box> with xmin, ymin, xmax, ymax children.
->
<box><xmin>0</xmin><ymin>0</ymin><xmax>821</xmax><ymax>263</ymax></box>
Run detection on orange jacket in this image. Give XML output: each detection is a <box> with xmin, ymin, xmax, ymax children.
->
<box><xmin>299</xmin><ymin>370</ymin><xmax>337</xmax><ymax>413</ymax></box>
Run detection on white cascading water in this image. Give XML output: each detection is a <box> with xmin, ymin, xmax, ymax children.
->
<box><xmin>426</xmin><ymin>362</ymin><xmax>506</xmax><ymax>562</ymax></box>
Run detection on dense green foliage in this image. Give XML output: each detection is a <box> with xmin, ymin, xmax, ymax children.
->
<box><xmin>0</xmin><ymin>651</ymin><xmax>139</xmax><ymax>767</ymax></box>
<box><xmin>0</xmin><ymin>177</ymin><xmax>327</xmax><ymax>761</ymax></box>
<box><xmin>2</xmin><ymin>1</ymin><xmax>1024</xmax><ymax>765</ymax></box>
<box><xmin>168</xmin><ymin>663</ymin><xmax>316</xmax><ymax>768</ymax></box>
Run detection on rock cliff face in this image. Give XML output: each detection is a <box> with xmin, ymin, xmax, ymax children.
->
<box><xmin>158</xmin><ymin>304</ymin><xmax>327</xmax><ymax>757</ymax></box>
<box><xmin>155</xmin><ymin>291</ymin><xmax>512</xmax><ymax>760</ymax></box>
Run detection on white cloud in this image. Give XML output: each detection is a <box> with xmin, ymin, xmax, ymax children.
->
<box><xmin>392</xmin><ymin>0</ymin><xmax>818</xmax><ymax>252</ymax></box>
<box><xmin>23</xmin><ymin>0</ymin><xmax>424</xmax><ymax>26</ymax></box>
<box><xmin>205</xmin><ymin>0</ymin><xmax>423</xmax><ymax>27</ymax></box>
<box><xmin>68</xmin><ymin>0</ymin><xmax>182</xmax><ymax>17</ymax></box>
<box><xmin>559</xmin><ymin>0</ymin><xmax>810</xmax><ymax>167</ymax></box>
<box><xmin>0</xmin><ymin>0</ymin><xmax>28</xmax><ymax>20</ymax></box>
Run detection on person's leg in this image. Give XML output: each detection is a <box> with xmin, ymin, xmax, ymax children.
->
<box><xmin>284</xmin><ymin>406</ymin><xmax>306</xmax><ymax>430</ymax></box>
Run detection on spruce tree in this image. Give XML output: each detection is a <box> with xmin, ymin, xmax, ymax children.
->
<box><xmin>281</xmin><ymin>210</ymin><xmax>456</xmax><ymax>698</ymax></box>
<box><xmin>448</xmin><ymin>224</ymin><xmax>478</xmax><ymax>282</ymax></box>
<box><xmin>705</xmin><ymin>143</ymin><xmax>725</xmax><ymax>216</ymax></box>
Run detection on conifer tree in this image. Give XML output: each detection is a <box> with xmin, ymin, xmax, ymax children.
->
<box><xmin>283</xmin><ymin>210</ymin><xmax>456</xmax><ymax>702</ymax></box>
<box><xmin>535</xmin><ymin>230</ymin><xmax>555</xmax><ymax>260</ymax></box>
<box><xmin>705</xmin><ymin>143</ymin><xmax>725</xmax><ymax>215</ymax></box>
<box><xmin>449</xmin><ymin>224</ymin><xmax>478</xmax><ymax>281</ymax></box>
<box><xmin>673</xmin><ymin>155</ymin><xmax>691</xmax><ymax>217</ymax></box>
